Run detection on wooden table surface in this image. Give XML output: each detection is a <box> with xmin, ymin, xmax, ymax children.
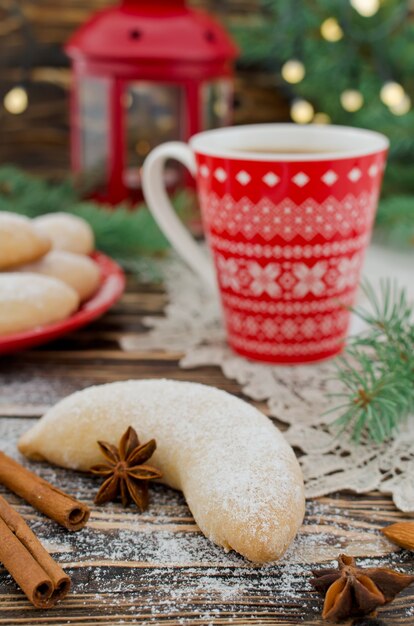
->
<box><xmin>0</xmin><ymin>276</ymin><xmax>413</xmax><ymax>626</ymax></box>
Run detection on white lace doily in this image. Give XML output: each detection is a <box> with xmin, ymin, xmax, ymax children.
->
<box><xmin>120</xmin><ymin>244</ymin><xmax>414</xmax><ymax>513</ymax></box>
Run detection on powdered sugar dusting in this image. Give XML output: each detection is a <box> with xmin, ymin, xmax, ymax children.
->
<box><xmin>0</xmin><ymin>273</ymin><xmax>79</xmax><ymax>334</ymax></box>
<box><xmin>2</xmin><ymin>418</ymin><xmax>412</xmax><ymax>624</ymax></box>
<box><xmin>0</xmin><ymin>212</ymin><xmax>30</xmax><ymax>226</ymax></box>
<box><xmin>20</xmin><ymin>379</ymin><xmax>305</xmax><ymax>562</ymax></box>
<box><xmin>0</xmin><ymin>273</ymin><xmax>72</xmax><ymax>301</ymax></box>
<box><xmin>34</xmin><ymin>212</ymin><xmax>94</xmax><ymax>253</ymax></box>
<box><xmin>0</xmin><ymin>364</ymin><xmax>97</xmax><ymax>415</ymax></box>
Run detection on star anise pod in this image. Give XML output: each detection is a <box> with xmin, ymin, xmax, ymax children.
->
<box><xmin>311</xmin><ymin>554</ymin><xmax>414</xmax><ymax>622</ymax></box>
<box><xmin>90</xmin><ymin>426</ymin><xmax>162</xmax><ymax>512</ymax></box>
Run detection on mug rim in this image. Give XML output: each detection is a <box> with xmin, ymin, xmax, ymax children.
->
<box><xmin>189</xmin><ymin>123</ymin><xmax>389</xmax><ymax>162</ymax></box>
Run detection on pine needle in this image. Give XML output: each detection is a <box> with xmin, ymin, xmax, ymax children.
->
<box><xmin>0</xmin><ymin>166</ymin><xmax>192</xmax><ymax>280</ymax></box>
<box><xmin>2</xmin><ymin>169</ymin><xmax>413</xmax><ymax>442</ymax></box>
<box><xmin>331</xmin><ymin>279</ymin><xmax>414</xmax><ymax>443</ymax></box>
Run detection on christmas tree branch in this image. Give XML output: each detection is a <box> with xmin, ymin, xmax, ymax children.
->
<box><xmin>376</xmin><ymin>196</ymin><xmax>414</xmax><ymax>248</ymax></box>
<box><xmin>231</xmin><ymin>0</ymin><xmax>414</xmax><ymax>248</ymax></box>
<box><xmin>332</xmin><ymin>280</ymin><xmax>414</xmax><ymax>443</ymax></box>
<box><xmin>0</xmin><ymin>166</ymin><xmax>193</xmax><ymax>280</ymax></box>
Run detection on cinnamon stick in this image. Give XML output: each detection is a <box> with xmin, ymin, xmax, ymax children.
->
<box><xmin>0</xmin><ymin>495</ymin><xmax>70</xmax><ymax>608</ymax></box>
<box><xmin>0</xmin><ymin>451</ymin><xmax>90</xmax><ymax>531</ymax></box>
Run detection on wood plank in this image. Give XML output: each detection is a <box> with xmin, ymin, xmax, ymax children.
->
<box><xmin>1</xmin><ymin>282</ymin><xmax>414</xmax><ymax>625</ymax></box>
<box><xmin>0</xmin><ymin>431</ymin><xmax>413</xmax><ymax>626</ymax></box>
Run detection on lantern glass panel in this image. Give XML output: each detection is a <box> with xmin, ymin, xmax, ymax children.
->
<box><xmin>124</xmin><ymin>82</ymin><xmax>184</xmax><ymax>190</ymax></box>
<box><xmin>202</xmin><ymin>79</ymin><xmax>233</xmax><ymax>129</ymax></box>
<box><xmin>78</xmin><ymin>76</ymin><xmax>110</xmax><ymax>193</ymax></box>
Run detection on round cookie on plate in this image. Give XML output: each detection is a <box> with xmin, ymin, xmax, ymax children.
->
<box><xmin>0</xmin><ymin>212</ymin><xmax>51</xmax><ymax>269</ymax></box>
<box><xmin>33</xmin><ymin>213</ymin><xmax>94</xmax><ymax>255</ymax></box>
<box><xmin>0</xmin><ymin>273</ymin><xmax>80</xmax><ymax>336</ymax></box>
<box><xmin>17</xmin><ymin>251</ymin><xmax>101</xmax><ymax>302</ymax></box>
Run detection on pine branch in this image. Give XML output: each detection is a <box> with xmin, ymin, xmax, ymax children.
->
<box><xmin>376</xmin><ymin>196</ymin><xmax>414</xmax><ymax>249</ymax></box>
<box><xmin>331</xmin><ymin>280</ymin><xmax>414</xmax><ymax>443</ymax></box>
<box><xmin>0</xmin><ymin>166</ymin><xmax>193</xmax><ymax>280</ymax></box>
<box><xmin>230</xmin><ymin>0</ymin><xmax>414</xmax><ymax>245</ymax></box>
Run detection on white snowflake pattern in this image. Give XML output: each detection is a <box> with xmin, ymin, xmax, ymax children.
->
<box><xmin>336</xmin><ymin>254</ymin><xmax>362</xmax><ymax>291</ymax></box>
<box><xmin>201</xmin><ymin>191</ymin><xmax>377</xmax><ymax>241</ymax></box>
<box><xmin>245</xmin><ymin>316</ymin><xmax>260</xmax><ymax>335</ymax></box>
<box><xmin>301</xmin><ymin>318</ymin><xmax>317</xmax><ymax>338</ymax></box>
<box><xmin>216</xmin><ymin>255</ymin><xmax>241</xmax><ymax>292</ymax></box>
<box><xmin>292</xmin><ymin>261</ymin><xmax>327</xmax><ymax>297</ymax></box>
<box><xmin>229</xmin><ymin>312</ymin><xmax>243</xmax><ymax>332</ymax></box>
<box><xmin>320</xmin><ymin>315</ymin><xmax>334</xmax><ymax>335</ymax></box>
<box><xmin>247</xmin><ymin>262</ymin><xmax>281</xmax><ymax>297</ymax></box>
<box><xmin>262</xmin><ymin>318</ymin><xmax>279</xmax><ymax>338</ymax></box>
<box><xmin>281</xmin><ymin>319</ymin><xmax>298</xmax><ymax>339</ymax></box>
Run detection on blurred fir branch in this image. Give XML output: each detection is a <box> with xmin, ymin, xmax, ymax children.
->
<box><xmin>376</xmin><ymin>195</ymin><xmax>414</xmax><ymax>247</ymax></box>
<box><xmin>2</xmin><ymin>169</ymin><xmax>412</xmax><ymax>441</ymax></box>
<box><xmin>0</xmin><ymin>166</ymin><xmax>192</xmax><ymax>280</ymax></box>
<box><xmin>231</xmin><ymin>0</ymin><xmax>414</xmax><ymax>246</ymax></box>
<box><xmin>331</xmin><ymin>280</ymin><xmax>414</xmax><ymax>443</ymax></box>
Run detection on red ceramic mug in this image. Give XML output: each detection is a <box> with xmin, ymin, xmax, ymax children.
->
<box><xmin>142</xmin><ymin>124</ymin><xmax>388</xmax><ymax>364</ymax></box>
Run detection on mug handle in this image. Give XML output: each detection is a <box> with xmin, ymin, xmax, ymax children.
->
<box><xmin>142</xmin><ymin>142</ymin><xmax>217</xmax><ymax>291</ymax></box>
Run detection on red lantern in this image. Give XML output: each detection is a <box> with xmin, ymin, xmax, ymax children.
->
<box><xmin>66</xmin><ymin>0</ymin><xmax>238</xmax><ymax>204</ymax></box>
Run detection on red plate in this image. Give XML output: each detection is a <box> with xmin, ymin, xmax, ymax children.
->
<box><xmin>0</xmin><ymin>251</ymin><xmax>126</xmax><ymax>355</ymax></box>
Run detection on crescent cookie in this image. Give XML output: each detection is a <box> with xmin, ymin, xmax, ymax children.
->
<box><xmin>18</xmin><ymin>379</ymin><xmax>305</xmax><ymax>563</ymax></box>
<box><xmin>0</xmin><ymin>273</ymin><xmax>79</xmax><ymax>336</ymax></box>
<box><xmin>33</xmin><ymin>213</ymin><xmax>94</xmax><ymax>255</ymax></box>
<box><xmin>0</xmin><ymin>212</ymin><xmax>51</xmax><ymax>269</ymax></box>
<box><xmin>17</xmin><ymin>251</ymin><xmax>101</xmax><ymax>302</ymax></box>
